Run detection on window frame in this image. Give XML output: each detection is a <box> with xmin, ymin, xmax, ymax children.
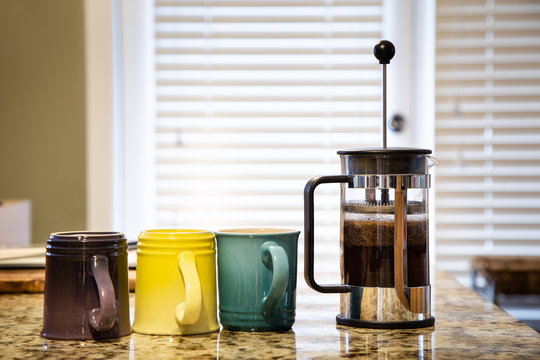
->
<box><xmin>85</xmin><ymin>0</ymin><xmax>434</xmax><ymax>241</ymax></box>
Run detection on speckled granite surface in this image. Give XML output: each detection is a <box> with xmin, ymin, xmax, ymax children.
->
<box><xmin>1</xmin><ymin>271</ymin><xmax>539</xmax><ymax>359</ymax></box>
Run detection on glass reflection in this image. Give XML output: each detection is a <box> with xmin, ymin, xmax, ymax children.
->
<box><xmin>129</xmin><ymin>332</ymin><xmax>219</xmax><ymax>359</ymax></box>
<box><xmin>338</xmin><ymin>325</ymin><xmax>434</xmax><ymax>359</ymax></box>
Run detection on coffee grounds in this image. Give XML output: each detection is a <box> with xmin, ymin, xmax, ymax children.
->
<box><xmin>343</xmin><ymin>218</ymin><xmax>428</xmax><ymax>247</ymax></box>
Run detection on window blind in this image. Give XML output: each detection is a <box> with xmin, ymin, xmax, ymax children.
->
<box><xmin>435</xmin><ymin>0</ymin><xmax>540</xmax><ymax>284</ymax></box>
<box><xmin>154</xmin><ymin>0</ymin><xmax>384</xmax><ymax>278</ymax></box>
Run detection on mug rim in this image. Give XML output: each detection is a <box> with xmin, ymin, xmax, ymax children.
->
<box><xmin>139</xmin><ymin>229</ymin><xmax>213</xmax><ymax>236</ymax></box>
<box><xmin>49</xmin><ymin>231</ymin><xmax>125</xmax><ymax>240</ymax></box>
<box><xmin>215</xmin><ymin>228</ymin><xmax>300</xmax><ymax>236</ymax></box>
<box><xmin>140</xmin><ymin>228</ymin><xmax>212</xmax><ymax>233</ymax></box>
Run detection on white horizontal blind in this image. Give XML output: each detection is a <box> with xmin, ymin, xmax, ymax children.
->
<box><xmin>435</xmin><ymin>0</ymin><xmax>540</xmax><ymax>284</ymax></box>
<box><xmin>154</xmin><ymin>0</ymin><xmax>383</xmax><ymax>268</ymax></box>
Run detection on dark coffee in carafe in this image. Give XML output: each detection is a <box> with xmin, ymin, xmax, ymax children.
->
<box><xmin>342</xmin><ymin>202</ymin><xmax>429</xmax><ymax>288</ymax></box>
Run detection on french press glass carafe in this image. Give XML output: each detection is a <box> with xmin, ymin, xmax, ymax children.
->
<box><xmin>304</xmin><ymin>41</ymin><xmax>435</xmax><ymax>329</ymax></box>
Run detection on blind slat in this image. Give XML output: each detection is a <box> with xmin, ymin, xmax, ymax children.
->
<box><xmin>155</xmin><ymin>6</ymin><xmax>382</xmax><ymax>17</ymax></box>
<box><xmin>436</xmin><ymin>4</ymin><xmax>540</xmax><ymax>15</ymax></box>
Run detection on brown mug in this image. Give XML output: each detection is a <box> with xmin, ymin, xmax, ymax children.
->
<box><xmin>40</xmin><ymin>231</ymin><xmax>131</xmax><ymax>340</ymax></box>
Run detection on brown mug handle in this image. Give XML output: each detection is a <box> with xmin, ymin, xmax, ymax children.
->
<box><xmin>88</xmin><ymin>255</ymin><xmax>117</xmax><ymax>332</ymax></box>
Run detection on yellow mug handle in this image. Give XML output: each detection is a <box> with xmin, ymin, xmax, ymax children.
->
<box><xmin>175</xmin><ymin>251</ymin><xmax>201</xmax><ymax>326</ymax></box>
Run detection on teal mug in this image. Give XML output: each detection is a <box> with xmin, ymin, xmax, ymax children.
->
<box><xmin>215</xmin><ymin>228</ymin><xmax>300</xmax><ymax>332</ymax></box>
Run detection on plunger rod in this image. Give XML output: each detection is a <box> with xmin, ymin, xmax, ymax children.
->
<box><xmin>382</xmin><ymin>63</ymin><xmax>387</xmax><ymax>149</ymax></box>
<box><xmin>373</xmin><ymin>40</ymin><xmax>395</xmax><ymax>204</ymax></box>
<box><xmin>373</xmin><ymin>40</ymin><xmax>395</xmax><ymax>149</ymax></box>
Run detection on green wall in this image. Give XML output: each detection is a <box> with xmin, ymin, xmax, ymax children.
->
<box><xmin>0</xmin><ymin>0</ymin><xmax>86</xmax><ymax>244</ymax></box>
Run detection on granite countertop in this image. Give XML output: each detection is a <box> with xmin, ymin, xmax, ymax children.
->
<box><xmin>1</xmin><ymin>270</ymin><xmax>539</xmax><ymax>359</ymax></box>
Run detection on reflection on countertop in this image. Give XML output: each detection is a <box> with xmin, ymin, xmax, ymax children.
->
<box><xmin>1</xmin><ymin>271</ymin><xmax>540</xmax><ymax>359</ymax></box>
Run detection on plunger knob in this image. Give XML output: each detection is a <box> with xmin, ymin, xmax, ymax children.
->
<box><xmin>374</xmin><ymin>40</ymin><xmax>395</xmax><ymax>64</ymax></box>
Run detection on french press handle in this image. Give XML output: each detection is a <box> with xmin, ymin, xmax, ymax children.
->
<box><xmin>304</xmin><ymin>175</ymin><xmax>353</xmax><ymax>293</ymax></box>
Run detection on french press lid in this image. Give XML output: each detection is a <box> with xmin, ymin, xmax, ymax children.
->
<box><xmin>338</xmin><ymin>147</ymin><xmax>432</xmax><ymax>175</ymax></box>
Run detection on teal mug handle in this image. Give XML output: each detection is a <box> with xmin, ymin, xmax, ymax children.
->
<box><xmin>88</xmin><ymin>255</ymin><xmax>117</xmax><ymax>332</ymax></box>
<box><xmin>260</xmin><ymin>241</ymin><xmax>289</xmax><ymax>319</ymax></box>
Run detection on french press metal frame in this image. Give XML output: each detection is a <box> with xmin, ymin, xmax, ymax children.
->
<box><xmin>304</xmin><ymin>170</ymin><xmax>434</xmax><ymax>328</ymax></box>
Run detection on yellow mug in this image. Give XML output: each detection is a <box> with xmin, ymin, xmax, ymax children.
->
<box><xmin>133</xmin><ymin>229</ymin><xmax>219</xmax><ymax>335</ymax></box>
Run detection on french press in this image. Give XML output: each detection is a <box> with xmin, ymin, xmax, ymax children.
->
<box><xmin>304</xmin><ymin>41</ymin><xmax>435</xmax><ymax>328</ymax></box>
